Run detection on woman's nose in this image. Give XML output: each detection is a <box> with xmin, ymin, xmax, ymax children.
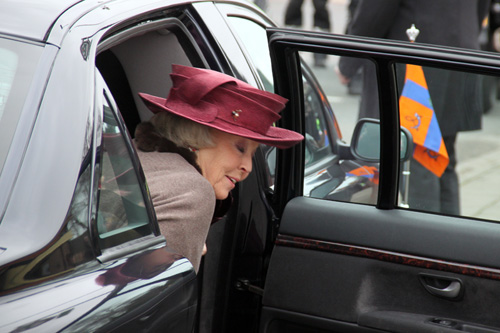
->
<box><xmin>240</xmin><ymin>154</ymin><xmax>253</xmax><ymax>174</ymax></box>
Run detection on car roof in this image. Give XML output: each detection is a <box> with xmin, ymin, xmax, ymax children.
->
<box><xmin>1</xmin><ymin>0</ymin><xmax>258</xmax><ymax>43</ymax></box>
<box><xmin>1</xmin><ymin>0</ymin><xmax>86</xmax><ymax>42</ymax></box>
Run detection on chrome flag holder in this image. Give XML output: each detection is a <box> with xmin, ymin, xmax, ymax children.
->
<box><xmin>400</xmin><ymin>24</ymin><xmax>419</xmax><ymax>208</ymax></box>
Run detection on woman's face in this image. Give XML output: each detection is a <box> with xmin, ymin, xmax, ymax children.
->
<box><xmin>197</xmin><ymin>129</ymin><xmax>260</xmax><ymax>200</ymax></box>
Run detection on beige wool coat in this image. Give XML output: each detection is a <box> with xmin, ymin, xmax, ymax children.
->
<box><xmin>136</xmin><ymin>149</ymin><xmax>215</xmax><ymax>272</ymax></box>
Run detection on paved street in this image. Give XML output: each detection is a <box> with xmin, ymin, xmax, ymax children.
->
<box><xmin>259</xmin><ymin>0</ymin><xmax>500</xmax><ymax>220</ymax></box>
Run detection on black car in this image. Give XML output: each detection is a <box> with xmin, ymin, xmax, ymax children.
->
<box><xmin>2</xmin><ymin>0</ymin><xmax>500</xmax><ymax>332</ymax></box>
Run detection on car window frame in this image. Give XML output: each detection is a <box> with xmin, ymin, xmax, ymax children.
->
<box><xmin>215</xmin><ymin>3</ymin><xmax>276</xmax><ymax>90</ymax></box>
<box><xmin>92</xmin><ymin>73</ymin><xmax>163</xmax><ymax>262</ymax></box>
<box><xmin>267</xmin><ymin>28</ymin><xmax>500</xmax><ymax>215</ymax></box>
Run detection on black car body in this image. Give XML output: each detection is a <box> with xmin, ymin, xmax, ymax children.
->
<box><xmin>2</xmin><ymin>0</ymin><xmax>500</xmax><ymax>332</ymax></box>
<box><xmin>0</xmin><ymin>0</ymin><xmax>376</xmax><ymax>331</ymax></box>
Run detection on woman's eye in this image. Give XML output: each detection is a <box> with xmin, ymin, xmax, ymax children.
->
<box><xmin>235</xmin><ymin>144</ymin><xmax>246</xmax><ymax>153</ymax></box>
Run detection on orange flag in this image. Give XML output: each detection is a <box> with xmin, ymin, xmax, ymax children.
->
<box><xmin>399</xmin><ymin>64</ymin><xmax>449</xmax><ymax>177</ymax></box>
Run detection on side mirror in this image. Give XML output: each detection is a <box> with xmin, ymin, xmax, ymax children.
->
<box><xmin>351</xmin><ymin>118</ymin><xmax>413</xmax><ymax>162</ymax></box>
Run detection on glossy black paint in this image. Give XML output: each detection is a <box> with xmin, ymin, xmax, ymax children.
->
<box><xmin>0</xmin><ymin>247</ymin><xmax>197</xmax><ymax>332</ymax></box>
<box><xmin>0</xmin><ymin>1</ymin><xmax>205</xmax><ymax>331</ymax></box>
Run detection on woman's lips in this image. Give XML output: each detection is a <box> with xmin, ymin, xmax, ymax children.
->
<box><xmin>227</xmin><ymin>176</ymin><xmax>238</xmax><ymax>188</ymax></box>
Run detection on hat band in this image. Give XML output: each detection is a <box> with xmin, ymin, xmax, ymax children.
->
<box><xmin>167</xmin><ymin>87</ymin><xmax>281</xmax><ymax>135</ymax></box>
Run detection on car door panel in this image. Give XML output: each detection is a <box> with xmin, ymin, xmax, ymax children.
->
<box><xmin>276</xmin><ymin>197</ymin><xmax>500</xmax><ymax>267</ymax></box>
<box><xmin>262</xmin><ymin>197</ymin><xmax>500</xmax><ymax>332</ymax></box>
<box><xmin>262</xmin><ymin>29</ymin><xmax>500</xmax><ymax>332</ymax></box>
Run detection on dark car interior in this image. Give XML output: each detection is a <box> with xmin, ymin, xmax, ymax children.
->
<box><xmin>96</xmin><ymin>18</ymin><xmax>204</xmax><ymax>132</ymax></box>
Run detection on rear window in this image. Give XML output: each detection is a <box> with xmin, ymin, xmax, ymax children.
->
<box><xmin>0</xmin><ymin>37</ymin><xmax>43</xmax><ymax>173</ymax></box>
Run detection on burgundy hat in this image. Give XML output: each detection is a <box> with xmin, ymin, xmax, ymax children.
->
<box><xmin>138</xmin><ymin>64</ymin><xmax>303</xmax><ymax>149</ymax></box>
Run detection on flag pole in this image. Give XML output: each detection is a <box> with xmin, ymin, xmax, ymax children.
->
<box><xmin>400</xmin><ymin>24</ymin><xmax>420</xmax><ymax>208</ymax></box>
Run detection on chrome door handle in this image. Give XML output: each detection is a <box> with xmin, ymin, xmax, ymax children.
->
<box><xmin>419</xmin><ymin>274</ymin><xmax>463</xmax><ymax>300</ymax></box>
<box><xmin>426</xmin><ymin>281</ymin><xmax>461</xmax><ymax>298</ymax></box>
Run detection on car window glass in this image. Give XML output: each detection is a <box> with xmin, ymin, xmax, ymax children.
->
<box><xmin>0</xmin><ymin>48</ymin><xmax>16</xmax><ymax>119</ymax></box>
<box><xmin>300</xmin><ymin>51</ymin><xmax>380</xmax><ymax>205</ymax></box>
<box><xmin>303</xmin><ymin>74</ymin><xmax>333</xmax><ymax>164</ymax></box>
<box><xmin>226</xmin><ymin>16</ymin><xmax>274</xmax><ymax>92</ymax></box>
<box><xmin>0</xmin><ymin>38</ymin><xmax>42</xmax><ymax>174</ymax></box>
<box><xmin>96</xmin><ymin>94</ymin><xmax>152</xmax><ymax>249</ymax></box>
<box><xmin>395</xmin><ymin>62</ymin><xmax>500</xmax><ymax>221</ymax></box>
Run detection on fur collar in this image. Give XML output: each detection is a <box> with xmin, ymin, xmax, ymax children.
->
<box><xmin>134</xmin><ymin>122</ymin><xmax>201</xmax><ymax>174</ymax></box>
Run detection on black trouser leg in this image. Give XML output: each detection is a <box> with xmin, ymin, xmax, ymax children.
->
<box><xmin>312</xmin><ymin>0</ymin><xmax>330</xmax><ymax>30</ymax></box>
<box><xmin>284</xmin><ymin>0</ymin><xmax>304</xmax><ymax>26</ymax></box>
<box><xmin>439</xmin><ymin>135</ymin><xmax>460</xmax><ymax>215</ymax></box>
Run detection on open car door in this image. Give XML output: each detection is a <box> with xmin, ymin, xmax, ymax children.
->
<box><xmin>261</xmin><ymin>28</ymin><xmax>500</xmax><ymax>332</ymax></box>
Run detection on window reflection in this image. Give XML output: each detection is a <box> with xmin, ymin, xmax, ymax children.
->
<box><xmin>96</xmin><ymin>98</ymin><xmax>151</xmax><ymax>249</ymax></box>
<box><xmin>2</xmin><ymin>150</ymin><xmax>95</xmax><ymax>291</ymax></box>
<box><xmin>0</xmin><ymin>38</ymin><xmax>42</xmax><ymax>177</ymax></box>
<box><xmin>27</xmin><ymin>160</ymin><xmax>95</xmax><ymax>280</ymax></box>
<box><xmin>301</xmin><ymin>51</ymin><xmax>379</xmax><ymax>205</ymax></box>
<box><xmin>226</xmin><ymin>16</ymin><xmax>274</xmax><ymax>92</ymax></box>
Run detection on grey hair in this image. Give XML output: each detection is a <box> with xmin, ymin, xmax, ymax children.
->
<box><xmin>149</xmin><ymin>112</ymin><xmax>214</xmax><ymax>149</ymax></box>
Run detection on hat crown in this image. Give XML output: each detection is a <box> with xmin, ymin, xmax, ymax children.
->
<box><xmin>165</xmin><ymin>65</ymin><xmax>284</xmax><ymax>134</ymax></box>
<box><xmin>173</xmin><ymin>70</ymin><xmax>236</xmax><ymax>104</ymax></box>
<box><xmin>138</xmin><ymin>64</ymin><xmax>304</xmax><ymax>148</ymax></box>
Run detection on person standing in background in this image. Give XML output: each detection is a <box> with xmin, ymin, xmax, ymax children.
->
<box><xmin>337</xmin><ymin>0</ymin><xmax>490</xmax><ymax>215</ymax></box>
<box><xmin>284</xmin><ymin>0</ymin><xmax>331</xmax><ymax>66</ymax></box>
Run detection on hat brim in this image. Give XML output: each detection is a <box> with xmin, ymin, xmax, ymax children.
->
<box><xmin>139</xmin><ymin>93</ymin><xmax>304</xmax><ymax>149</ymax></box>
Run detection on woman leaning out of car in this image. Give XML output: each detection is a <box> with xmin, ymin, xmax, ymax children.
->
<box><xmin>134</xmin><ymin>64</ymin><xmax>303</xmax><ymax>272</ymax></box>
